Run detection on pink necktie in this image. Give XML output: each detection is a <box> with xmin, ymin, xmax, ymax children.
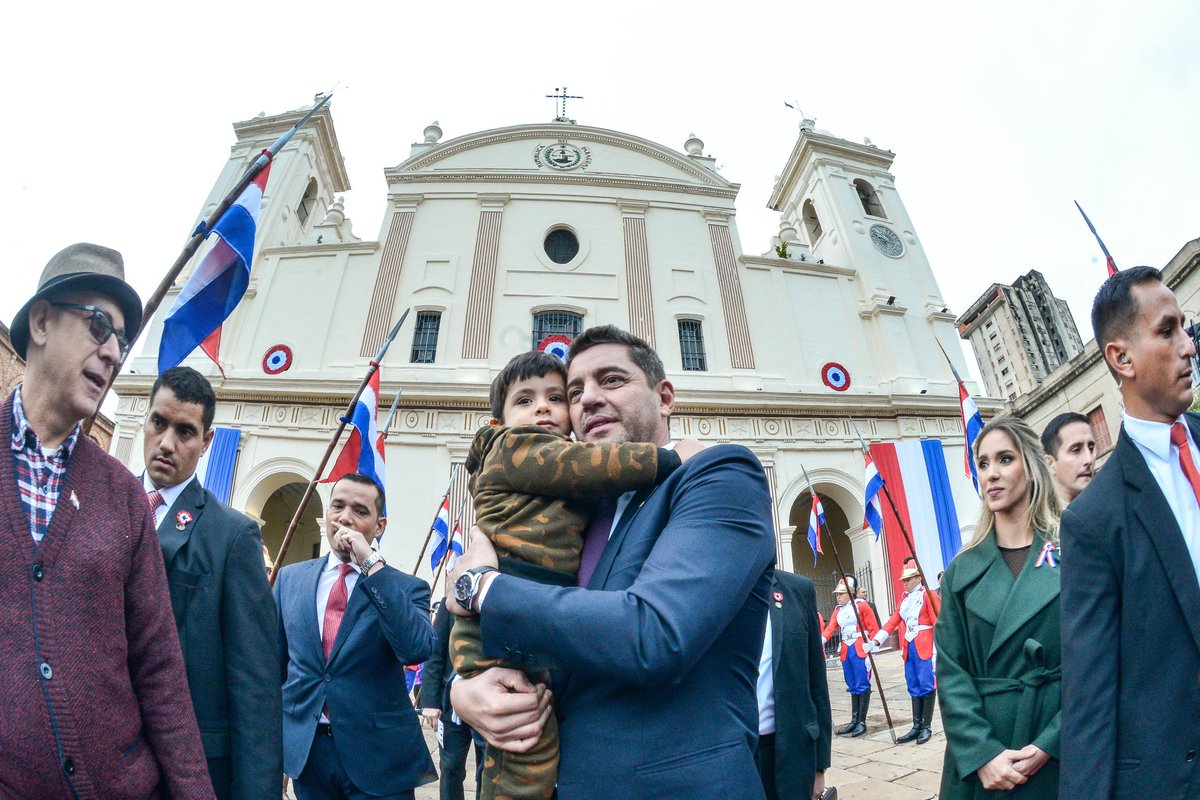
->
<box><xmin>1170</xmin><ymin>423</ymin><xmax>1200</xmax><ymax>509</ymax></box>
<box><xmin>577</xmin><ymin>499</ymin><xmax>617</xmax><ymax>587</ymax></box>
<box><xmin>322</xmin><ymin>564</ymin><xmax>354</xmax><ymax>661</ymax></box>
<box><xmin>147</xmin><ymin>490</ymin><xmax>163</xmax><ymax>511</ymax></box>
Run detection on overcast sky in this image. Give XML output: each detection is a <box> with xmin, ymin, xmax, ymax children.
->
<box><xmin>4</xmin><ymin>1</ymin><xmax>1196</xmax><ymax>388</ymax></box>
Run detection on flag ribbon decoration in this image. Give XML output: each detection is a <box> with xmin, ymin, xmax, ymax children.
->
<box><xmin>414</xmin><ymin>464</ymin><xmax>463</xmax><ymax>573</ymax></box>
<box><xmin>268</xmin><ymin>308</ymin><xmax>410</xmax><ymax>585</ymax></box>
<box><xmin>850</xmin><ymin>419</ymin><xmax>943</xmax><ymax>615</ymax></box>
<box><xmin>862</xmin><ymin>446</ymin><xmax>885</xmax><ymax>541</ymax></box>
<box><xmin>936</xmin><ymin>341</ymin><xmax>984</xmax><ymax>493</ymax></box>
<box><xmin>1074</xmin><ymin>200</ymin><xmax>1118</xmax><ymax>278</ymax></box>
<box><xmin>84</xmin><ymin>91</ymin><xmax>335</xmax><ymax>433</ymax></box>
<box><xmin>800</xmin><ymin>464</ymin><xmax>825</xmax><ymax>566</ymax></box>
<box><xmin>798</xmin><ymin>463</ymin><xmax>897</xmax><ymax>743</ymax></box>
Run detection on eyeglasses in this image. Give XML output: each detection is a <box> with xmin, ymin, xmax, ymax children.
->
<box><xmin>50</xmin><ymin>302</ymin><xmax>131</xmax><ymax>355</ymax></box>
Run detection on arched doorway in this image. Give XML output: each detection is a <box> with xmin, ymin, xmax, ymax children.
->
<box><xmin>259</xmin><ymin>482</ymin><xmax>324</xmax><ymax>568</ymax></box>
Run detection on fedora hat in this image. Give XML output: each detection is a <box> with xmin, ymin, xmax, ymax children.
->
<box><xmin>11</xmin><ymin>243</ymin><xmax>142</xmax><ymax>359</ymax></box>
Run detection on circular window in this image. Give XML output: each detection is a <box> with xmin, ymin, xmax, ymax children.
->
<box><xmin>544</xmin><ymin>228</ymin><xmax>580</xmax><ymax>265</ymax></box>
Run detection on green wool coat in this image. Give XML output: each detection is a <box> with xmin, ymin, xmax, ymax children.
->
<box><xmin>935</xmin><ymin>532</ymin><xmax>1062</xmax><ymax>800</ymax></box>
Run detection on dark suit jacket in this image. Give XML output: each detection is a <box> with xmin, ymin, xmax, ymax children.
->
<box><xmin>1061</xmin><ymin>414</ymin><xmax>1200</xmax><ymax>799</ymax></box>
<box><xmin>159</xmin><ymin>476</ymin><xmax>281</xmax><ymax>799</ymax></box>
<box><xmin>418</xmin><ymin>602</ymin><xmax>454</xmax><ymax>715</ymax></box>
<box><xmin>769</xmin><ymin>571</ymin><xmax>832</xmax><ymax>799</ymax></box>
<box><xmin>0</xmin><ymin>395</ymin><xmax>213</xmax><ymax>799</ymax></box>
<box><xmin>481</xmin><ymin>444</ymin><xmax>776</xmax><ymax>800</ymax></box>
<box><xmin>276</xmin><ymin>558</ymin><xmax>438</xmax><ymax>795</ymax></box>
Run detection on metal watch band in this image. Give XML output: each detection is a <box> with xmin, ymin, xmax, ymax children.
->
<box><xmin>360</xmin><ymin>552</ymin><xmax>385</xmax><ymax>573</ymax></box>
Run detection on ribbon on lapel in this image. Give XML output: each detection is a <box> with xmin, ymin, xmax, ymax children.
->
<box><xmin>158</xmin><ymin>478</ymin><xmax>207</xmax><ymax>566</ymax></box>
<box><xmin>987</xmin><ymin>533</ymin><xmax>1059</xmax><ymax>662</ymax></box>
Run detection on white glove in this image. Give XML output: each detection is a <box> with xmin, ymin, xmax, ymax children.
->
<box><xmin>872</xmin><ymin>630</ymin><xmax>888</xmax><ymax>647</ymax></box>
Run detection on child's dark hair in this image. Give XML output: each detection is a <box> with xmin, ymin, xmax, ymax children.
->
<box><xmin>490</xmin><ymin>351</ymin><xmax>569</xmax><ymax>420</ymax></box>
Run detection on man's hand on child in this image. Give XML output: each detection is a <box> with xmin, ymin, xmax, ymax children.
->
<box><xmin>674</xmin><ymin>438</ymin><xmax>705</xmax><ymax>463</ymax></box>
<box><xmin>451</xmin><ymin>668</ymin><xmax>552</xmax><ymax>753</ymax></box>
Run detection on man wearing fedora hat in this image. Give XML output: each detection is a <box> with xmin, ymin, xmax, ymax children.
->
<box><xmin>0</xmin><ymin>244</ymin><xmax>215</xmax><ymax>798</ymax></box>
<box><xmin>871</xmin><ymin>566</ymin><xmax>939</xmax><ymax>745</ymax></box>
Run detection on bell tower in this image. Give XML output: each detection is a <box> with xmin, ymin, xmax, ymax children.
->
<box><xmin>767</xmin><ymin>119</ymin><xmax>964</xmax><ymax>394</ymax></box>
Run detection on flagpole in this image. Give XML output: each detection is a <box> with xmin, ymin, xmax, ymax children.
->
<box><xmin>380</xmin><ymin>389</ymin><xmax>404</xmax><ymax>439</ymax></box>
<box><xmin>85</xmin><ymin>91</ymin><xmax>335</xmax><ymax>434</ymax></box>
<box><xmin>268</xmin><ymin>308</ymin><xmax>409</xmax><ymax>585</ymax></box>
<box><xmin>430</xmin><ymin>493</ymin><xmax>472</xmax><ymax>591</ymax></box>
<box><xmin>413</xmin><ymin>464</ymin><xmax>464</xmax><ymax>574</ymax></box>
<box><xmin>802</xmin><ymin>464</ymin><xmax>897</xmax><ymax>744</ymax></box>
<box><xmin>848</xmin><ymin>419</ymin><xmax>942</xmax><ymax>616</ymax></box>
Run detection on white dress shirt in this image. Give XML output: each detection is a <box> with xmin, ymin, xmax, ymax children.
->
<box><xmin>142</xmin><ymin>473</ymin><xmax>197</xmax><ymax>529</ymax></box>
<box><xmin>1123</xmin><ymin>413</ymin><xmax>1200</xmax><ymax>587</ymax></box>
<box><xmin>756</xmin><ymin>615</ymin><xmax>776</xmax><ymax>735</ymax></box>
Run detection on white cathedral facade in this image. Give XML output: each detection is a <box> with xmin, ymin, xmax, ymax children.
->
<box><xmin>112</xmin><ymin>103</ymin><xmax>984</xmax><ymax>611</ymax></box>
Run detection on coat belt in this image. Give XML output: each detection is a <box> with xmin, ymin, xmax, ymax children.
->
<box><xmin>975</xmin><ymin>665</ymin><xmax>1061</xmax><ymax>746</ymax></box>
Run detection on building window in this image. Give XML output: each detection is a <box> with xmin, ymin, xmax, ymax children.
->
<box><xmin>410</xmin><ymin>311</ymin><xmax>441</xmax><ymax>363</ymax></box>
<box><xmin>1088</xmin><ymin>405</ymin><xmax>1113</xmax><ymax>451</ymax></box>
<box><xmin>296</xmin><ymin>178</ymin><xmax>318</xmax><ymax>226</ymax></box>
<box><xmin>853</xmin><ymin>179</ymin><xmax>886</xmax><ymax>218</ymax></box>
<box><xmin>544</xmin><ymin>228</ymin><xmax>580</xmax><ymax>264</ymax></box>
<box><xmin>1001</xmin><ymin>367</ymin><xmax>1010</xmax><ymax>376</ymax></box>
<box><xmin>532</xmin><ymin>310</ymin><xmax>582</xmax><ymax>350</ymax></box>
<box><xmin>678</xmin><ymin>319</ymin><xmax>707</xmax><ymax>371</ymax></box>
<box><xmin>802</xmin><ymin>199</ymin><xmax>823</xmax><ymax>243</ymax></box>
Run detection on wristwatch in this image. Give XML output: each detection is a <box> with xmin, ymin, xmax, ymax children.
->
<box><xmin>360</xmin><ymin>552</ymin><xmax>386</xmax><ymax>574</ymax></box>
<box><xmin>454</xmin><ymin>566</ymin><xmax>499</xmax><ymax>613</ymax></box>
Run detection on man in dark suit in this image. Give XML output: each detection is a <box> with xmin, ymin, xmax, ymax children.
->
<box><xmin>1061</xmin><ymin>266</ymin><xmax>1200</xmax><ymax>799</ymax></box>
<box><xmin>142</xmin><ymin>366</ymin><xmax>281</xmax><ymax>799</ymax></box>
<box><xmin>276</xmin><ymin>473</ymin><xmax>437</xmax><ymax>799</ymax></box>
<box><xmin>756</xmin><ymin>569</ymin><xmax>832</xmax><ymax>800</ymax></box>
<box><xmin>418</xmin><ymin>602</ymin><xmax>484</xmax><ymax>800</ymax></box>
<box><xmin>448</xmin><ymin>325</ymin><xmax>776</xmax><ymax>800</ymax></box>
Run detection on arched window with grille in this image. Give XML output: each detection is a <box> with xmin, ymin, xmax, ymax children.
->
<box><xmin>853</xmin><ymin>179</ymin><xmax>886</xmax><ymax>218</ymax></box>
<box><xmin>802</xmin><ymin>199</ymin><xmax>824</xmax><ymax>243</ymax></box>
<box><xmin>531</xmin><ymin>311</ymin><xmax>583</xmax><ymax>351</ymax></box>
<box><xmin>296</xmin><ymin>178</ymin><xmax>319</xmax><ymax>226</ymax></box>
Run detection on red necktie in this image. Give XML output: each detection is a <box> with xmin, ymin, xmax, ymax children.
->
<box><xmin>577</xmin><ymin>499</ymin><xmax>617</xmax><ymax>588</ymax></box>
<box><xmin>1171</xmin><ymin>423</ymin><xmax>1200</xmax><ymax>508</ymax></box>
<box><xmin>147</xmin><ymin>490</ymin><xmax>163</xmax><ymax>512</ymax></box>
<box><xmin>322</xmin><ymin>564</ymin><xmax>354</xmax><ymax>661</ymax></box>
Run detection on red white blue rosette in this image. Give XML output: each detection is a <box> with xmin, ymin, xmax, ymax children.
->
<box><xmin>820</xmin><ymin>362</ymin><xmax>851</xmax><ymax>392</ymax></box>
<box><xmin>175</xmin><ymin>510</ymin><xmax>193</xmax><ymax>529</ymax></box>
<box><xmin>262</xmin><ymin>345</ymin><xmax>293</xmax><ymax>375</ymax></box>
<box><xmin>538</xmin><ymin>335</ymin><xmax>572</xmax><ymax>363</ymax></box>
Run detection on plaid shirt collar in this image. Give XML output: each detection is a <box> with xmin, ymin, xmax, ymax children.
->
<box><xmin>10</xmin><ymin>385</ymin><xmax>81</xmax><ymax>459</ymax></box>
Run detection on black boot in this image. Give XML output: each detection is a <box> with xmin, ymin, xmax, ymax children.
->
<box><xmin>896</xmin><ymin>695</ymin><xmax>922</xmax><ymax>743</ymax></box>
<box><xmin>835</xmin><ymin>693</ymin><xmax>859</xmax><ymax>736</ymax></box>
<box><xmin>916</xmin><ymin>692</ymin><xmax>935</xmax><ymax>744</ymax></box>
<box><xmin>850</xmin><ymin>690</ymin><xmax>870</xmax><ymax>737</ymax></box>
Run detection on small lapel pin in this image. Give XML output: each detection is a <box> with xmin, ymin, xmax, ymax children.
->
<box><xmin>175</xmin><ymin>510</ymin><xmax>194</xmax><ymax>531</ymax></box>
<box><xmin>1034</xmin><ymin>541</ymin><xmax>1057</xmax><ymax>569</ymax></box>
<box><xmin>69</xmin><ymin>490</ymin><xmax>79</xmax><ymax>510</ymax></box>
<box><xmin>772</xmin><ymin>590</ymin><xmax>784</xmax><ymax>608</ymax></box>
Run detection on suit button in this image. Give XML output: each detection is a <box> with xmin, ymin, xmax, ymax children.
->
<box><xmin>1188</xmin><ymin>750</ymin><xmax>1197</xmax><ymax>762</ymax></box>
<box><xmin>324</xmin><ymin>674</ymin><xmax>332</xmax><ymax>682</ymax></box>
<box><xmin>32</xmin><ymin>564</ymin><xmax>43</xmax><ymax>581</ymax></box>
<box><xmin>39</xmin><ymin>662</ymin><xmax>53</xmax><ymax>680</ymax></box>
<box><xmin>62</xmin><ymin>758</ymin><xmax>74</xmax><ymax>776</ymax></box>
<box><xmin>503</xmin><ymin>647</ymin><xmax>512</xmax><ymax>658</ymax></box>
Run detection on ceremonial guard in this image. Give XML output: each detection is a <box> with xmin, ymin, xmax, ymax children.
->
<box><xmin>821</xmin><ymin>577</ymin><xmax>879</xmax><ymax>737</ymax></box>
<box><xmin>873</xmin><ymin>566</ymin><xmax>939</xmax><ymax>744</ymax></box>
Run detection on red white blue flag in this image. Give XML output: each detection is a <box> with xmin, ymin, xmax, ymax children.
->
<box><xmin>321</xmin><ymin>369</ymin><xmax>387</xmax><ymax>518</ymax></box>
<box><xmin>863</xmin><ymin>450</ymin><xmax>885</xmax><ymax>540</ymax></box>
<box><xmin>957</xmin><ymin>381</ymin><xmax>985</xmax><ymax>492</ymax></box>
<box><xmin>429</xmin><ymin>496</ymin><xmax>454</xmax><ymax>570</ymax></box>
<box><xmin>158</xmin><ymin>165</ymin><xmax>271</xmax><ymax>374</ymax></box>
<box><xmin>445</xmin><ymin>520</ymin><xmax>465</xmax><ymax>571</ymax></box>
<box><xmin>806</xmin><ymin>493</ymin><xmax>826</xmax><ymax>567</ymax></box>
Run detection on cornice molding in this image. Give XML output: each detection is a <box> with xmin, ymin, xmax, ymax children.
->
<box><xmin>740</xmin><ymin>255</ymin><xmax>856</xmax><ymax>278</ymax></box>
<box><xmin>385</xmin><ymin>170</ymin><xmax>739</xmax><ymax>200</ymax></box>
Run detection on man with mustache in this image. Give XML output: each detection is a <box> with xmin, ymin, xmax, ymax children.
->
<box><xmin>1040</xmin><ymin>412</ymin><xmax>1097</xmax><ymax>505</ymax></box>
<box><xmin>448</xmin><ymin>325</ymin><xmax>776</xmax><ymax>800</ymax></box>
<box><xmin>1061</xmin><ymin>266</ymin><xmax>1200</xmax><ymax>799</ymax></box>
<box><xmin>0</xmin><ymin>244</ymin><xmax>214</xmax><ymax>798</ymax></box>
<box><xmin>142</xmin><ymin>366</ymin><xmax>281</xmax><ymax>799</ymax></box>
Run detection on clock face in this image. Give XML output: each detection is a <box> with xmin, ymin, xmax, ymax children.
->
<box><xmin>870</xmin><ymin>225</ymin><xmax>904</xmax><ymax>258</ymax></box>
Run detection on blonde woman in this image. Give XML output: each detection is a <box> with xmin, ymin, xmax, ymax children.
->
<box><xmin>936</xmin><ymin>415</ymin><xmax>1062</xmax><ymax>799</ymax></box>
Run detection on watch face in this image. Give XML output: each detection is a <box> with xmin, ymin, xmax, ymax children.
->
<box><xmin>870</xmin><ymin>225</ymin><xmax>904</xmax><ymax>258</ymax></box>
<box><xmin>454</xmin><ymin>573</ymin><xmax>473</xmax><ymax>605</ymax></box>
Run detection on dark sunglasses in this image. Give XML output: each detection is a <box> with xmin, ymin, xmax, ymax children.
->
<box><xmin>50</xmin><ymin>302</ymin><xmax>131</xmax><ymax>355</ymax></box>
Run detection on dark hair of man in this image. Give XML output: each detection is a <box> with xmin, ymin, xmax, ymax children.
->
<box><xmin>489</xmin><ymin>351</ymin><xmax>569</xmax><ymax>420</ymax></box>
<box><xmin>1090</xmin><ymin>266</ymin><xmax>1164</xmax><ymax>377</ymax></box>
<box><xmin>566</xmin><ymin>324</ymin><xmax>665</xmax><ymax>386</ymax></box>
<box><xmin>1041</xmin><ymin>411</ymin><xmax>1090</xmax><ymax>457</ymax></box>
<box><xmin>149</xmin><ymin>366</ymin><xmax>217</xmax><ymax>431</ymax></box>
<box><xmin>334</xmin><ymin>472</ymin><xmax>386</xmax><ymax>516</ymax></box>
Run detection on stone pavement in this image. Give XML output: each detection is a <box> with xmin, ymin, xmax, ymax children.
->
<box><xmin>287</xmin><ymin>648</ymin><xmax>942</xmax><ymax>799</ymax></box>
